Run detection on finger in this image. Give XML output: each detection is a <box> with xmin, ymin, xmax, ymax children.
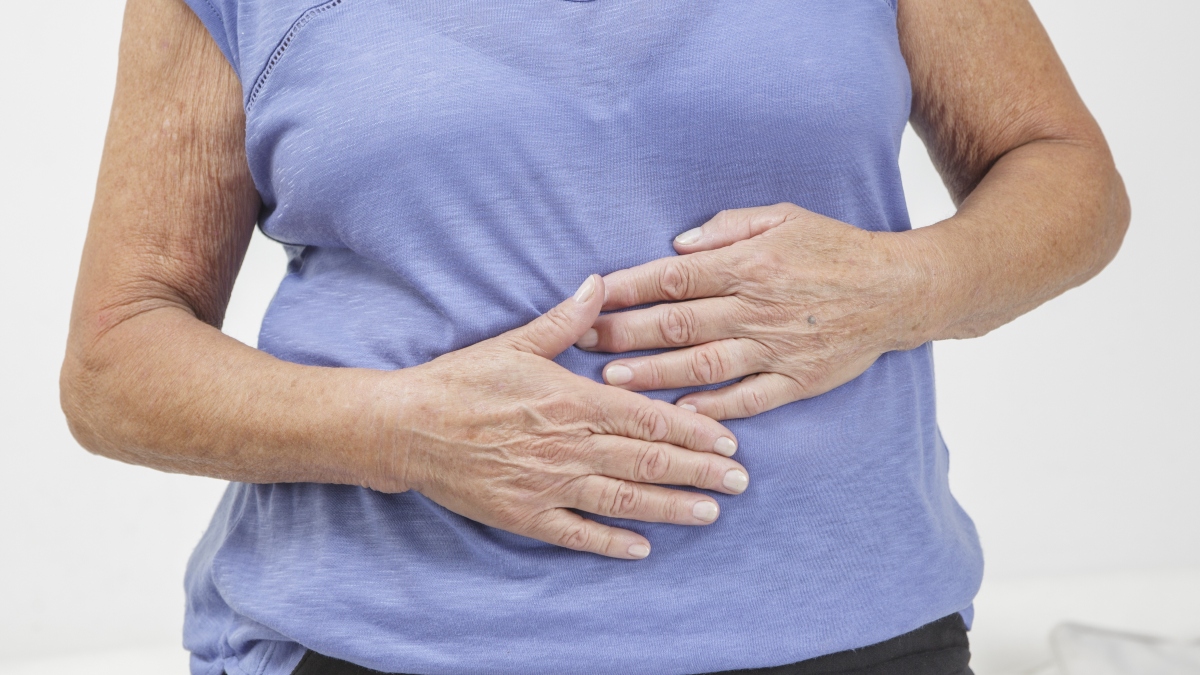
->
<box><xmin>600</xmin><ymin>253</ymin><xmax>737</xmax><ymax>311</ymax></box>
<box><xmin>576</xmin><ymin>297</ymin><xmax>743</xmax><ymax>353</ymax></box>
<box><xmin>591</xmin><ymin>391</ymin><xmax>740</xmax><ymax>457</ymax></box>
<box><xmin>569</xmin><ymin>475</ymin><xmax>727</xmax><ymax>526</ymax></box>
<box><xmin>500</xmin><ymin>275</ymin><xmax>603</xmax><ymax>359</ymax></box>
<box><xmin>587</xmin><ymin>435</ymin><xmax>750</xmax><ymax>495</ymax></box>
<box><xmin>523</xmin><ymin>508</ymin><xmax>653</xmax><ymax>560</ymax></box>
<box><xmin>672</xmin><ymin>203</ymin><xmax>799</xmax><ymax>253</ymax></box>
<box><xmin>676</xmin><ymin>372</ymin><xmax>804</xmax><ymax>420</ymax></box>
<box><xmin>602</xmin><ymin>339</ymin><xmax>768</xmax><ymax>392</ymax></box>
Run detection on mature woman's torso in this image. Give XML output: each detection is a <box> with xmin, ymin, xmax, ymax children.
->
<box><xmin>181</xmin><ymin>2</ymin><xmax>982</xmax><ymax>674</ymax></box>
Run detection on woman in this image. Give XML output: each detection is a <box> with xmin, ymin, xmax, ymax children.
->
<box><xmin>61</xmin><ymin>0</ymin><xmax>1128</xmax><ymax>673</ymax></box>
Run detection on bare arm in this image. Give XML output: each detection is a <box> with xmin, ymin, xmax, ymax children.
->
<box><xmin>899</xmin><ymin>0</ymin><xmax>1129</xmax><ymax>339</ymax></box>
<box><xmin>59</xmin><ymin>0</ymin><xmax>376</xmax><ymax>484</ymax></box>
<box><xmin>580</xmin><ymin>0</ymin><xmax>1130</xmax><ymax>419</ymax></box>
<box><xmin>61</xmin><ymin>0</ymin><xmax>750</xmax><ymax>559</ymax></box>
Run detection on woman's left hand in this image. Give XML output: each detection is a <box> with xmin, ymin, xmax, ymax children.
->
<box><xmin>576</xmin><ymin>203</ymin><xmax>932</xmax><ymax>421</ymax></box>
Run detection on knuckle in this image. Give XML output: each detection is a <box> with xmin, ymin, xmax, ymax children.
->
<box><xmin>784</xmin><ymin>370</ymin><xmax>815</xmax><ymax>395</ymax></box>
<box><xmin>658</xmin><ymin>262</ymin><xmax>694</xmax><ymax>301</ymax></box>
<box><xmin>742</xmin><ymin>297</ymin><xmax>792</xmax><ymax>328</ymax></box>
<box><xmin>555</xmin><ymin>522</ymin><xmax>594</xmax><ymax>551</ymax></box>
<box><xmin>770</xmin><ymin>203</ymin><xmax>803</xmax><ymax>226</ymax></box>
<box><xmin>495</xmin><ymin>502</ymin><xmax>537</xmax><ymax>529</ymax></box>
<box><xmin>531</xmin><ymin>393</ymin><xmax>578</xmax><ymax>424</ymax></box>
<box><xmin>659</xmin><ymin>305</ymin><xmax>698</xmax><ymax>346</ymax></box>
<box><xmin>510</xmin><ymin>468</ymin><xmax>549</xmax><ymax>495</ymax></box>
<box><xmin>690</xmin><ymin>345</ymin><xmax>730</xmax><ymax>383</ymax></box>
<box><xmin>738</xmin><ymin>386</ymin><xmax>770</xmax><ymax>416</ymax></box>
<box><xmin>739</xmin><ymin>340</ymin><xmax>777</xmax><ymax>373</ymax></box>
<box><xmin>711</xmin><ymin>209</ymin><xmax>732</xmax><ymax>230</ymax></box>
<box><xmin>604</xmin><ymin>480</ymin><xmax>642</xmax><ymax>517</ymax></box>
<box><xmin>527</xmin><ymin>434</ymin><xmax>576</xmax><ymax>465</ymax></box>
<box><xmin>749</xmin><ymin>248</ymin><xmax>786</xmax><ymax>274</ymax></box>
<box><xmin>634</xmin><ymin>444</ymin><xmax>672</xmax><ymax>483</ymax></box>
<box><xmin>631</xmin><ymin>405</ymin><xmax>670</xmax><ymax>442</ymax></box>
<box><xmin>532</xmin><ymin>309</ymin><xmax>573</xmax><ymax>342</ymax></box>
<box><xmin>792</xmin><ymin>368</ymin><xmax>824</xmax><ymax>395</ymax></box>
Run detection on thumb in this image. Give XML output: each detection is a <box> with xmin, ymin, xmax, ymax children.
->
<box><xmin>671</xmin><ymin>203</ymin><xmax>797</xmax><ymax>253</ymax></box>
<box><xmin>501</xmin><ymin>275</ymin><xmax>604</xmax><ymax>359</ymax></box>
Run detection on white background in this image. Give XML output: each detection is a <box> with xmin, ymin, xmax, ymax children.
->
<box><xmin>1</xmin><ymin>0</ymin><xmax>1196</xmax><ymax>672</ymax></box>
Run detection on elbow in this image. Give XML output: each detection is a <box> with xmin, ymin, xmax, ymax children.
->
<box><xmin>1081</xmin><ymin>159</ymin><xmax>1131</xmax><ymax>283</ymax></box>
<box><xmin>1107</xmin><ymin>166</ymin><xmax>1132</xmax><ymax>259</ymax></box>
<box><xmin>59</xmin><ymin>343</ymin><xmax>126</xmax><ymax>461</ymax></box>
<box><xmin>59</xmin><ymin>299</ymin><xmax>180</xmax><ymax>461</ymax></box>
<box><xmin>59</xmin><ymin>350</ymin><xmax>107</xmax><ymax>458</ymax></box>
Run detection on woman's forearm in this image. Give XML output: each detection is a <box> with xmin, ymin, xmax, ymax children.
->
<box><xmin>577</xmin><ymin>136</ymin><xmax>1128</xmax><ymax>420</ymax></box>
<box><xmin>894</xmin><ymin>0</ymin><xmax>1131</xmax><ymax>347</ymax></box>
<box><xmin>61</xmin><ymin>279</ymin><xmax>751</xmax><ymax>557</ymax></box>
<box><xmin>896</xmin><ymin>137</ymin><xmax>1130</xmax><ymax>346</ymax></box>
<box><xmin>60</xmin><ymin>304</ymin><xmax>399</xmax><ymax>487</ymax></box>
<box><xmin>64</xmin><ymin>0</ymin><xmax>748</xmax><ymax>559</ymax></box>
<box><xmin>53</xmin><ymin>0</ymin><xmax>387</xmax><ymax>486</ymax></box>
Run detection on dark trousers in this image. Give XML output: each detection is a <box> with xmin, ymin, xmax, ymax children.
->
<box><xmin>287</xmin><ymin>614</ymin><xmax>972</xmax><ymax>675</ymax></box>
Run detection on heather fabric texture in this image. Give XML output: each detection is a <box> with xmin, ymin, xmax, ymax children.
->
<box><xmin>180</xmin><ymin>2</ymin><xmax>984</xmax><ymax>675</ymax></box>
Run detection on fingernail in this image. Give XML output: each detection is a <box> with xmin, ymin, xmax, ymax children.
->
<box><xmin>675</xmin><ymin>227</ymin><xmax>703</xmax><ymax>245</ymax></box>
<box><xmin>574</xmin><ymin>275</ymin><xmax>596</xmax><ymax>303</ymax></box>
<box><xmin>714</xmin><ymin>437</ymin><xmax>737</xmax><ymax>457</ymax></box>
<box><xmin>678</xmin><ymin>403</ymin><xmax>698</xmax><ymax>413</ymax></box>
<box><xmin>604</xmin><ymin>364</ymin><xmax>634</xmax><ymax>385</ymax></box>
<box><xmin>723</xmin><ymin>469</ymin><xmax>749</xmax><ymax>493</ymax></box>
<box><xmin>628</xmin><ymin>543</ymin><xmax>651</xmax><ymax>559</ymax></box>
<box><xmin>692</xmin><ymin>501</ymin><xmax>719</xmax><ymax>522</ymax></box>
<box><xmin>576</xmin><ymin>328</ymin><xmax>598</xmax><ymax>349</ymax></box>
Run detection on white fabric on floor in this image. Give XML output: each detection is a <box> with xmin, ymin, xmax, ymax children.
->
<box><xmin>1048</xmin><ymin>623</ymin><xmax>1200</xmax><ymax>675</ymax></box>
<box><xmin>968</xmin><ymin>567</ymin><xmax>1200</xmax><ymax>674</ymax></box>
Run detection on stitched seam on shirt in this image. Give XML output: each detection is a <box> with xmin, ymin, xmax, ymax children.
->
<box><xmin>200</xmin><ymin>0</ymin><xmax>224</xmax><ymax>42</ymax></box>
<box><xmin>246</xmin><ymin>0</ymin><xmax>346</xmax><ymax>112</ymax></box>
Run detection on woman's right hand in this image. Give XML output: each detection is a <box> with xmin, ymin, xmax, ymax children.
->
<box><xmin>60</xmin><ymin>0</ymin><xmax>744</xmax><ymax>560</ymax></box>
<box><xmin>379</xmin><ymin>275</ymin><xmax>749</xmax><ymax>560</ymax></box>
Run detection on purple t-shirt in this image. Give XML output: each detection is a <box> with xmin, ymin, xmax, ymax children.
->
<box><xmin>180</xmin><ymin>1</ymin><xmax>983</xmax><ymax>674</ymax></box>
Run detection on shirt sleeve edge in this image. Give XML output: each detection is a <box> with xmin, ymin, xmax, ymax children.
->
<box><xmin>181</xmin><ymin>0</ymin><xmax>240</xmax><ymax>75</ymax></box>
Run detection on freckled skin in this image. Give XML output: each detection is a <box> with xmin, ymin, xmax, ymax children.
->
<box><xmin>61</xmin><ymin>0</ymin><xmax>1127</xmax><ymax>555</ymax></box>
<box><xmin>583</xmin><ymin>0</ymin><xmax>1129</xmax><ymax>420</ymax></box>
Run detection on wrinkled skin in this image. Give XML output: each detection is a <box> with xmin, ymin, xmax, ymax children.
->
<box><xmin>60</xmin><ymin>0</ymin><xmax>1127</xmax><ymax>560</ymax></box>
<box><xmin>580</xmin><ymin>203</ymin><xmax>924</xmax><ymax>420</ymax></box>
<box><xmin>392</xmin><ymin>276</ymin><xmax>749</xmax><ymax>559</ymax></box>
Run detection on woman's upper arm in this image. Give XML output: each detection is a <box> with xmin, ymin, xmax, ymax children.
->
<box><xmin>898</xmin><ymin>0</ymin><xmax>1109</xmax><ymax>204</ymax></box>
<box><xmin>71</xmin><ymin>0</ymin><xmax>259</xmax><ymax>349</ymax></box>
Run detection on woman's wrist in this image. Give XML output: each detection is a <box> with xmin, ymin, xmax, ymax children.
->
<box><xmin>873</xmin><ymin>221</ymin><xmax>972</xmax><ymax>352</ymax></box>
<box><xmin>285</xmin><ymin>361</ymin><xmax>423</xmax><ymax>495</ymax></box>
<box><xmin>352</xmin><ymin>366</ymin><xmax>421</xmax><ymax>494</ymax></box>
